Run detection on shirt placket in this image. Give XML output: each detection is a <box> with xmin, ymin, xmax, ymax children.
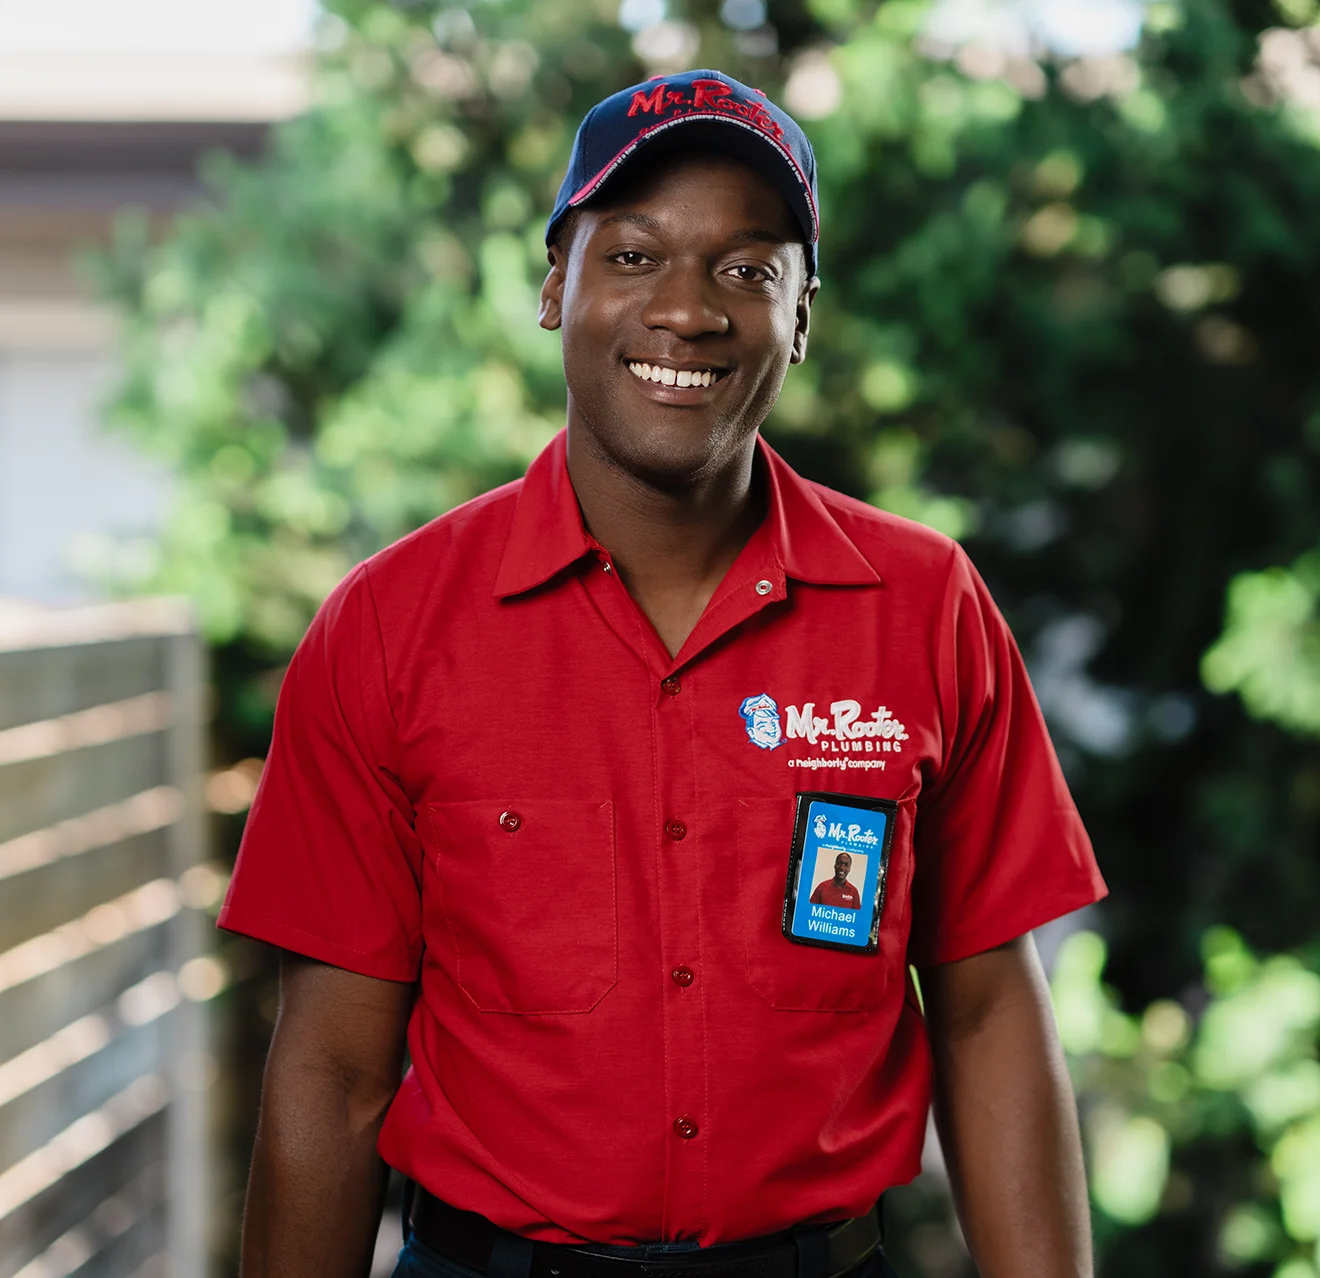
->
<box><xmin>580</xmin><ymin>542</ymin><xmax>788</xmax><ymax>1242</ymax></box>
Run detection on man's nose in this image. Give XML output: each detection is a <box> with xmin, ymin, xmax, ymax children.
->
<box><xmin>640</xmin><ymin>261</ymin><xmax>730</xmax><ymax>340</ymax></box>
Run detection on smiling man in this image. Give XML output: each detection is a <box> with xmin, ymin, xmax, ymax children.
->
<box><xmin>811</xmin><ymin>853</ymin><xmax>860</xmax><ymax>910</ymax></box>
<box><xmin>221</xmin><ymin>70</ymin><xmax>1106</xmax><ymax>1278</ymax></box>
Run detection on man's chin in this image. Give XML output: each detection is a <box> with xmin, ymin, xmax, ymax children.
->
<box><xmin>591</xmin><ymin>417</ymin><xmax>734</xmax><ymax>491</ymax></box>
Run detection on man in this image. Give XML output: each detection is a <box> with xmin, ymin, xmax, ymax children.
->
<box><xmin>221</xmin><ymin>70</ymin><xmax>1105</xmax><ymax>1278</ymax></box>
<box><xmin>810</xmin><ymin>853</ymin><xmax>860</xmax><ymax>910</ymax></box>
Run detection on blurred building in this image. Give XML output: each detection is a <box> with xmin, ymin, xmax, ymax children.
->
<box><xmin>0</xmin><ymin>42</ymin><xmax>310</xmax><ymax>602</ymax></box>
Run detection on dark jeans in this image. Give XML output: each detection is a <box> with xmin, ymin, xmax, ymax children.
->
<box><xmin>390</xmin><ymin>1232</ymin><xmax>901</xmax><ymax>1278</ymax></box>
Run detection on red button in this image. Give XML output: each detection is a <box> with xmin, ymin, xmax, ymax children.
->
<box><xmin>498</xmin><ymin>810</ymin><xmax>521</xmax><ymax>832</ymax></box>
<box><xmin>661</xmin><ymin>676</ymin><xmax>681</xmax><ymax>696</ymax></box>
<box><xmin>673</xmin><ymin>1116</ymin><xmax>699</xmax><ymax>1139</ymax></box>
<box><xmin>671</xmin><ymin>966</ymin><xmax>694</xmax><ymax>987</ymax></box>
<box><xmin>665</xmin><ymin>820</ymin><xmax>687</xmax><ymax>841</ymax></box>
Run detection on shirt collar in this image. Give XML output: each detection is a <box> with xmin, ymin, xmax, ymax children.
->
<box><xmin>759</xmin><ymin>435</ymin><xmax>882</xmax><ymax>588</ymax></box>
<box><xmin>493</xmin><ymin>431</ymin><xmax>592</xmax><ymax>598</ymax></box>
<box><xmin>493</xmin><ymin>429</ymin><xmax>881</xmax><ymax>599</ymax></box>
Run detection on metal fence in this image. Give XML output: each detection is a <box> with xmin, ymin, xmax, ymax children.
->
<box><xmin>0</xmin><ymin>599</ymin><xmax>210</xmax><ymax>1278</ymax></box>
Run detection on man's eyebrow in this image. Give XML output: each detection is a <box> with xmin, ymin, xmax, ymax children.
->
<box><xmin>595</xmin><ymin>212</ymin><xmax>663</xmax><ymax>232</ymax></box>
<box><xmin>727</xmin><ymin>228</ymin><xmax>793</xmax><ymax>248</ymax></box>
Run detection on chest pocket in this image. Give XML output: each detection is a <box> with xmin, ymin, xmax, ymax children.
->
<box><xmin>737</xmin><ymin>797</ymin><xmax>909</xmax><ymax>1012</ymax></box>
<box><xmin>423</xmin><ymin>799</ymin><xmax>616</xmax><ymax>1014</ymax></box>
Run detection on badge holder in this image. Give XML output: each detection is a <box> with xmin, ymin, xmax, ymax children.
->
<box><xmin>782</xmin><ymin>791</ymin><xmax>897</xmax><ymax>954</ymax></box>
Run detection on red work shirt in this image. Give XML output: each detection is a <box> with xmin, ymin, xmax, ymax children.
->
<box><xmin>810</xmin><ymin>879</ymin><xmax>861</xmax><ymax>909</ymax></box>
<box><xmin>220</xmin><ymin>430</ymin><xmax>1105</xmax><ymax>1246</ymax></box>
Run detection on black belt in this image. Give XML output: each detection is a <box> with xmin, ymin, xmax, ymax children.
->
<box><xmin>407</xmin><ymin>1191</ymin><xmax>881</xmax><ymax>1278</ymax></box>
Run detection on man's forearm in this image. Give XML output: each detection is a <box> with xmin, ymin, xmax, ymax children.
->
<box><xmin>240</xmin><ymin>1054</ymin><xmax>394</xmax><ymax>1278</ymax></box>
<box><xmin>922</xmin><ymin>937</ymin><xmax>1093</xmax><ymax>1278</ymax></box>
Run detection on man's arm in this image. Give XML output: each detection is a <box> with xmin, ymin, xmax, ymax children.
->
<box><xmin>240</xmin><ymin>952</ymin><xmax>415</xmax><ymax>1278</ymax></box>
<box><xmin>919</xmin><ymin>933</ymin><xmax>1092</xmax><ymax>1278</ymax></box>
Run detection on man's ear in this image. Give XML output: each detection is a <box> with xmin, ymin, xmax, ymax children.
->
<box><xmin>539</xmin><ymin>245</ymin><xmax>566</xmax><ymax>331</ymax></box>
<box><xmin>790</xmin><ymin>274</ymin><xmax>821</xmax><ymax>365</ymax></box>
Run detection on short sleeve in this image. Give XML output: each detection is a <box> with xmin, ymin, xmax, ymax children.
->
<box><xmin>218</xmin><ymin>564</ymin><xmax>423</xmax><ymax>981</ymax></box>
<box><xmin>907</xmin><ymin>546</ymin><xmax>1107</xmax><ymax>968</ymax></box>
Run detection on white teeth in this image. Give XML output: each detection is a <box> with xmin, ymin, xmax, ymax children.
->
<box><xmin>627</xmin><ymin>362</ymin><xmax>720</xmax><ymax>387</ymax></box>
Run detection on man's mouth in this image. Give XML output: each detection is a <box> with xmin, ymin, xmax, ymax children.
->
<box><xmin>627</xmin><ymin>361</ymin><xmax>726</xmax><ymax>389</ymax></box>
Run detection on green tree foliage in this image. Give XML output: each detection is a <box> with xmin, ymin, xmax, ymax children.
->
<box><xmin>92</xmin><ymin>0</ymin><xmax>1320</xmax><ymax>1271</ymax></box>
<box><xmin>1053</xmin><ymin>928</ymin><xmax>1320</xmax><ymax>1276</ymax></box>
<box><xmin>1204</xmin><ymin>551</ymin><xmax>1320</xmax><ymax>735</ymax></box>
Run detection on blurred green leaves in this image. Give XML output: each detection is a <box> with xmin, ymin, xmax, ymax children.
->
<box><xmin>1054</xmin><ymin>928</ymin><xmax>1320</xmax><ymax>1268</ymax></box>
<box><xmin>92</xmin><ymin>4</ymin><xmax>591</xmax><ymax>655</ymax></box>
<box><xmin>1204</xmin><ymin>554</ymin><xmax>1320</xmax><ymax>736</ymax></box>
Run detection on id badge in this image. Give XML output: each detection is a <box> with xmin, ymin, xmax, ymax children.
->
<box><xmin>782</xmin><ymin>792</ymin><xmax>897</xmax><ymax>954</ymax></box>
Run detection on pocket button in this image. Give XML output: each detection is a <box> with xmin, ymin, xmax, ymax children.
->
<box><xmin>498</xmin><ymin>810</ymin><xmax>521</xmax><ymax>832</ymax></box>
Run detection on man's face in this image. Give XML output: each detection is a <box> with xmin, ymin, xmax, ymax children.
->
<box><xmin>539</xmin><ymin>151</ymin><xmax>818</xmax><ymax>488</ymax></box>
<box><xmin>833</xmin><ymin>853</ymin><xmax>852</xmax><ymax>885</ymax></box>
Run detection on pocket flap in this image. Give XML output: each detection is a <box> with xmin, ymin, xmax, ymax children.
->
<box><xmin>424</xmin><ymin>799</ymin><xmax>617</xmax><ymax>1014</ymax></box>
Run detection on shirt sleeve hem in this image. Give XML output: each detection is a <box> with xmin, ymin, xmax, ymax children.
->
<box><xmin>216</xmin><ymin>905</ymin><xmax>420</xmax><ymax>983</ymax></box>
<box><xmin>908</xmin><ymin>878</ymin><xmax>1108</xmax><ymax>969</ymax></box>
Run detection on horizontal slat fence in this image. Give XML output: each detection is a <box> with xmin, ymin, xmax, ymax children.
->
<box><xmin>0</xmin><ymin>601</ymin><xmax>208</xmax><ymax>1278</ymax></box>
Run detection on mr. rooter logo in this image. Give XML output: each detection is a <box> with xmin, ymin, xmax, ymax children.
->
<box><xmin>738</xmin><ymin>694</ymin><xmax>910</xmax><ymax>757</ymax></box>
<box><xmin>786</xmin><ymin>699</ymin><xmax>909</xmax><ymax>754</ymax></box>
<box><xmin>627</xmin><ymin>78</ymin><xmax>787</xmax><ymax>144</ymax></box>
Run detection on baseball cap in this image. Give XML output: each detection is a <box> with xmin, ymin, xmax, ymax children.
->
<box><xmin>546</xmin><ymin>69</ymin><xmax>820</xmax><ymax>276</ymax></box>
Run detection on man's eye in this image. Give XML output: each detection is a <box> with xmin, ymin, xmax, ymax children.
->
<box><xmin>729</xmin><ymin>264</ymin><xmax>771</xmax><ymax>282</ymax></box>
<box><xmin>612</xmin><ymin>251</ymin><xmax>650</xmax><ymax>267</ymax></box>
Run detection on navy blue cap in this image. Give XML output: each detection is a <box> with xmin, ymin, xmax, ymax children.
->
<box><xmin>547</xmin><ymin>69</ymin><xmax>820</xmax><ymax>276</ymax></box>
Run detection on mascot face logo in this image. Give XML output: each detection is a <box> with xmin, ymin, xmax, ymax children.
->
<box><xmin>738</xmin><ymin>694</ymin><xmax>784</xmax><ymax>750</ymax></box>
<box><xmin>813</xmin><ymin>813</ymin><xmax>827</xmax><ymax>838</ymax></box>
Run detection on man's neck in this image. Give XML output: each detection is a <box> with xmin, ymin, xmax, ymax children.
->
<box><xmin>565</xmin><ymin>425</ymin><xmax>766</xmax><ymax>657</ymax></box>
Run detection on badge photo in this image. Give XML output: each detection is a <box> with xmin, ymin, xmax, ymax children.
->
<box><xmin>782</xmin><ymin>792</ymin><xmax>897</xmax><ymax>954</ymax></box>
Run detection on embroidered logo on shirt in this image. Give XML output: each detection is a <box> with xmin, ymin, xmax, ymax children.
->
<box><xmin>740</xmin><ymin>696</ymin><xmax>911</xmax><ymax>772</ymax></box>
<box><xmin>784</xmin><ymin>700</ymin><xmax>909</xmax><ymax>747</ymax></box>
<box><xmin>738</xmin><ymin>693</ymin><xmax>785</xmax><ymax>750</ymax></box>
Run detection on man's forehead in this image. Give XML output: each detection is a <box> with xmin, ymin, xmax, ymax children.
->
<box><xmin>589</xmin><ymin>208</ymin><xmax>797</xmax><ymax>252</ymax></box>
<box><xmin>583</xmin><ymin>149</ymin><xmax>798</xmax><ymax>238</ymax></box>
